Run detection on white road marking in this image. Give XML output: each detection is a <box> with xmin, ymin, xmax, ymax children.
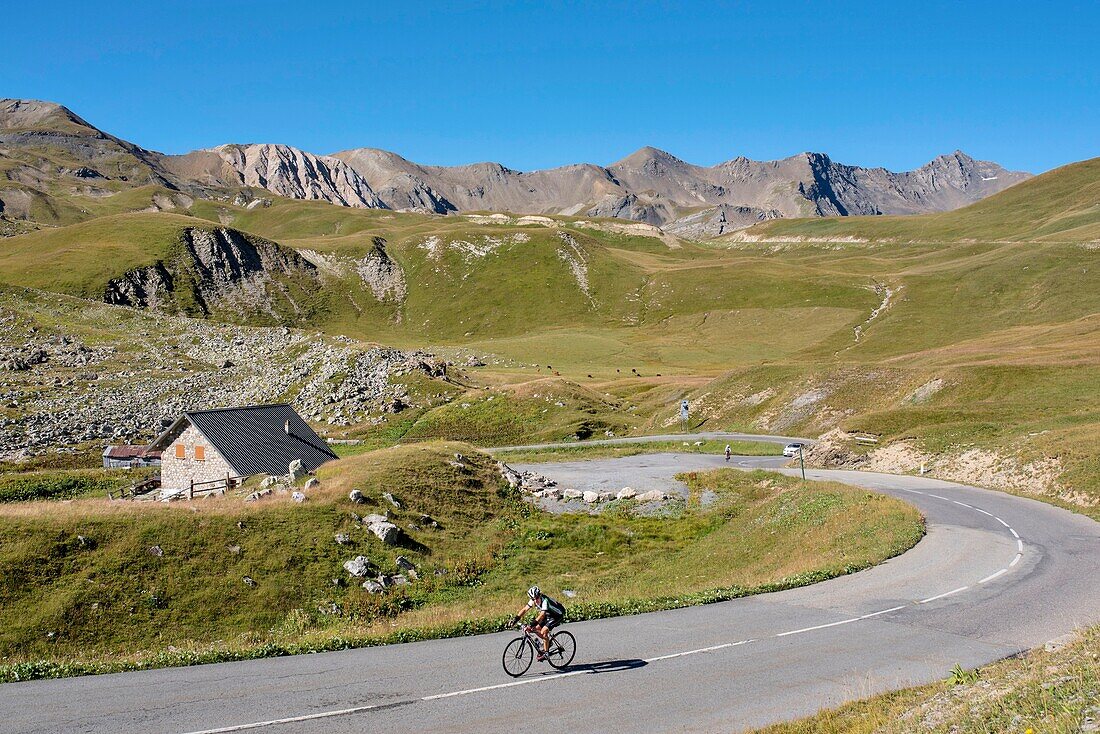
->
<box><xmin>645</xmin><ymin>639</ymin><xmax>752</xmax><ymax>662</ymax></box>
<box><xmin>1011</xmin><ymin>553</ymin><xmax>1022</xmax><ymax>567</ymax></box>
<box><xmin>1010</xmin><ymin>528</ymin><xmax>1020</xmax><ymax>538</ymax></box>
<box><xmin>996</xmin><ymin>517</ymin><xmax>1011</xmax><ymax>527</ymax></box>
<box><xmin>952</xmin><ymin>500</ymin><xmax>972</xmax><ymax>508</ymax></box>
<box><xmin>979</xmin><ymin>569</ymin><xmax>1008</xmax><ymax>584</ymax></box>
<box><xmin>918</xmin><ymin>586</ymin><xmax>969</xmax><ymax>604</ymax></box>
<box><xmin>928</xmin><ymin>494</ymin><xmax>950</xmax><ymax>500</ymax></box>
<box><xmin>858</xmin><ymin>605</ymin><xmax>908</xmax><ymax>619</ymax></box>
<box><xmin>180</xmin><ymin>703</ymin><xmax>390</xmax><ymax>733</ymax></box>
<box><xmin>975</xmin><ymin>508</ymin><xmax>994</xmax><ymax>517</ymax></box>
<box><xmin>646</xmin><ymin>638</ymin><xmax>752</xmax><ymax>664</ymax></box>
<box><xmin>775</xmin><ymin>618</ymin><xmax>860</xmax><ymax>637</ymax></box>
<box><xmin>1017</xmin><ymin>539</ymin><xmax>1024</xmax><ymax>552</ymax></box>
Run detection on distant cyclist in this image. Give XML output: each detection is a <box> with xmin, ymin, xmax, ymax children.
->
<box><xmin>724</xmin><ymin>444</ymin><xmax>732</xmax><ymax>462</ymax></box>
<box><xmin>511</xmin><ymin>586</ymin><xmax>566</xmax><ymax>661</ymax></box>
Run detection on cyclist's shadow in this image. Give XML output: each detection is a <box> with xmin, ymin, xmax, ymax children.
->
<box><xmin>554</xmin><ymin>658</ymin><xmax>647</xmax><ymax>674</ymax></box>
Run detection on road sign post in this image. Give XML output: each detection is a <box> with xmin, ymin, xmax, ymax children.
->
<box><xmin>798</xmin><ymin>445</ymin><xmax>806</xmax><ymax>481</ymax></box>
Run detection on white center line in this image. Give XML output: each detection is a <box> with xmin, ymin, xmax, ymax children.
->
<box><xmin>979</xmin><ymin>569</ymin><xmax>1009</xmax><ymax>584</ymax></box>
<box><xmin>918</xmin><ymin>586</ymin><xmax>969</xmax><ymax>604</ymax></box>
<box><xmin>858</xmin><ymin>605</ymin><xmax>908</xmax><ymax>619</ymax></box>
<box><xmin>179</xmin><ymin>703</ymin><xmax>392</xmax><ymax>734</ymax></box>
<box><xmin>1011</xmin><ymin>553</ymin><xmax>1022</xmax><ymax>567</ymax></box>
<box><xmin>775</xmin><ymin>618</ymin><xmax>860</xmax><ymax>637</ymax></box>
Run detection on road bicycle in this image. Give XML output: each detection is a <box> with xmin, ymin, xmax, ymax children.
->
<box><xmin>502</xmin><ymin>624</ymin><xmax>576</xmax><ymax>677</ymax></box>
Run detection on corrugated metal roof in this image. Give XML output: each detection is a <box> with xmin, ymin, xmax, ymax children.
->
<box><xmin>104</xmin><ymin>445</ymin><xmax>161</xmax><ymax>459</ymax></box>
<box><xmin>181</xmin><ymin>404</ymin><xmax>337</xmax><ymax>477</ymax></box>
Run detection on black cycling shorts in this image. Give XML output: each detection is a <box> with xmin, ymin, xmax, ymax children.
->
<box><xmin>542</xmin><ymin>614</ymin><xmax>562</xmax><ymax>631</ymax></box>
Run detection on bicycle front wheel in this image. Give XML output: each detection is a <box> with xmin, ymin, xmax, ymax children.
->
<box><xmin>502</xmin><ymin>636</ymin><xmax>534</xmax><ymax>677</ymax></box>
<box><xmin>547</xmin><ymin>630</ymin><xmax>576</xmax><ymax>669</ymax></box>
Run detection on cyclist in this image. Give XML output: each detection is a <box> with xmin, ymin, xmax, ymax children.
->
<box><xmin>724</xmin><ymin>444</ymin><xmax>732</xmax><ymax>462</ymax></box>
<box><xmin>511</xmin><ymin>586</ymin><xmax>566</xmax><ymax>661</ymax></box>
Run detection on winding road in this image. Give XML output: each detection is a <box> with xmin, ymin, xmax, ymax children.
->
<box><xmin>4</xmin><ymin>435</ymin><xmax>1099</xmax><ymax>733</ymax></box>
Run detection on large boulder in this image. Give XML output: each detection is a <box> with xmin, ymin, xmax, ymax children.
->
<box><xmin>616</xmin><ymin>487</ymin><xmax>637</xmax><ymax>500</ymax></box>
<box><xmin>343</xmin><ymin>556</ymin><xmax>374</xmax><ymax>577</ymax></box>
<box><xmin>288</xmin><ymin>459</ymin><xmax>307</xmax><ymax>481</ymax></box>
<box><xmin>636</xmin><ymin>490</ymin><xmax>667</xmax><ymax>502</ymax></box>
<box><xmin>368</xmin><ymin>520</ymin><xmax>401</xmax><ymax>545</ymax></box>
<box><xmin>582</xmin><ymin>491</ymin><xmax>600</xmax><ymax>504</ymax></box>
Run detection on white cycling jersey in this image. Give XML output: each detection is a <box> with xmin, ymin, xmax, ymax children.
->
<box><xmin>525</xmin><ymin>595</ymin><xmax>565</xmax><ymax>617</ymax></box>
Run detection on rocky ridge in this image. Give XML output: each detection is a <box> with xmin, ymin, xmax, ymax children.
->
<box><xmin>0</xmin><ymin>99</ymin><xmax>1031</xmax><ymax>238</ymax></box>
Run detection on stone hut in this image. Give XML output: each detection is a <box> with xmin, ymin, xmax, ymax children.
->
<box><xmin>146</xmin><ymin>404</ymin><xmax>337</xmax><ymax>494</ymax></box>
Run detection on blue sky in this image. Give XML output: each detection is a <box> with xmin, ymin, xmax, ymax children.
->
<box><xmin>3</xmin><ymin>1</ymin><xmax>1096</xmax><ymax>173</ymax></box>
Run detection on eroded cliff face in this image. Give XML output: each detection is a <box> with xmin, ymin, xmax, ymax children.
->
<box><xmin>356</xmin><ymin>237</ymin><xmax>407</xmax><ymax>304</ymax></box>
<box><xmin>104</xmin><ymin>226</ymin><xmax>320</xmax><ymax>322</ymax></box>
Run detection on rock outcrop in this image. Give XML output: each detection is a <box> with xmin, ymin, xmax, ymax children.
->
<box><xmin>104</xmin><ymin>226</ymin><xmax>320</xmax><ymax>320</ymax></box>
<box><xmin>166</xmin><ymin>144</ymin><xmax>385</xmax><ymax>209</ymax></box>
<box><xmin>356</xmin><ymin>237</ymin><xmax>407</xmax><ymax>303</ymax></box>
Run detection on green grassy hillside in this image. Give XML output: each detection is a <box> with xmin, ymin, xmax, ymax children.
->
<box><xmin>0</xmin><ymin>444</ymin><xmax>920</xmax><ymax>678</ymax></box>
<box><xmin>1</xmin><ymin>159</ymin><xmax>1098</xmax><ymax>512</ymax></box>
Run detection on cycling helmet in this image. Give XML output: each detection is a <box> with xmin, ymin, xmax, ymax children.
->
<box><xmin>527</xmin><ymin>585</ymin><xmax>541</xmax><ymax>600</ymax></box>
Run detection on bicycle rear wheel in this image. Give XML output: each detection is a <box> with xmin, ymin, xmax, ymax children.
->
<box><xmin>502</xmin><ymin>636</ymin><xmax>534</xmax><ymax>677</ymax></box>
<box><xmin>547</xmin><ymin>630</ymin><xmax>576</xmax><ymax>669</ymax></box>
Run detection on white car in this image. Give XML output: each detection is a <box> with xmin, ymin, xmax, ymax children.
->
<box><xmin>782</xmin><ymin>442</ymin><xmax>805</xmax><ymax>458</ymax></box>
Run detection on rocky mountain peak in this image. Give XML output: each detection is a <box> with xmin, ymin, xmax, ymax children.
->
<box><xmin>612</xmin><ymin>146</ymin><xmax>686</xmax><ymax>171</ymax></box>
<box><xmin>0</xmin><ymin>99</ymin><xmax>97</xmax><ymax>134</ymax></box>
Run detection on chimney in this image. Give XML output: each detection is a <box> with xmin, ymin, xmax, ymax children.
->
<box><xmin>284</xmin><ymin>420</ymin><xmax>290</xmax><ymax>436</ymax></box>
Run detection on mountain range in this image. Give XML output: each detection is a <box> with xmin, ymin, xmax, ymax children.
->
<box><xmin>0</xmin><ymin>99</ymin><xmax>1031</xmax><ymax>236</ymax></box>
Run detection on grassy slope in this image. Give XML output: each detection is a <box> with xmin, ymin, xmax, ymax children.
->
<box><xmin>2</xmin><ymin>162</ymin><xmax>1098</xmax><ymax>508</ymax></box>
<box><xmin>755</xmin><ymin>626</ymin><xmax>1099</xmax><ymax>734</ymax></box>
<box><xmin>0</xmin><ymin>212</ymin><xmax>194</xmax><ymax>297</ymax></box>
<box><xmin>0</xmin><ymin>444</ymin><xmax>921</xmax><ymax>677</ymax></box>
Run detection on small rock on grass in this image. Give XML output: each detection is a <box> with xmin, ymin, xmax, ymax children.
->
<box><xmin>348</xmin><ymin>489</ymin><xmax>366</xmax><ymax>504</ymax></box>
<box><xmin>562</xmin><ymin>489</ymin><xmax>583</xmax><ymax>500</ymax></box>
<box><xmin>243</xmin><ymin>576</ymin><xmax>257</xmax><ymax>587</ymax></box>
<box><xmin>582</xmin><ymin>491</ymin><xmax>600</xmax><ymax>503</ymax></box>
<box><xmin>334</xmin><ymin>533</ymin><xmax>351</xmax><ymax>545</ymax></box>
<box><xmin>382</xmin><ymin>492</ymin><xmax>401</xmax><ymax>509</ymax></box>
<box><xmin>147</xmin><ymin>545</ymin><xmax>163</xmax><ymax>557</ymax></box>
<box><xmin>304</xmin><ymin>477</ymin><xmax>320</xmax><ymax>490</ymax></box>
<box><xmin>636</xmin><ymin>490</ymin><xmax>667</xmax><ymax>501</ymax></box>
<box><xmin>616</xmin><ymin>487</ymin><xmax>637</xmax><ymax>500</ymax></box>
<box><xmin>362</xmin><ymin>580</ymin><xmax>384</xmax><ymax>594</ymax></box>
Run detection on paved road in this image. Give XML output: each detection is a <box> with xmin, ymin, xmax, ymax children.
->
<box><xmin>488</xmin><ymin>431</ymin><xmax>814</xmax><ymax>452</ymax></box>
<box><xmin>4</xmin><ymin>454</ymin><xmax>1099</xmax><ymax>734</ymax></box>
